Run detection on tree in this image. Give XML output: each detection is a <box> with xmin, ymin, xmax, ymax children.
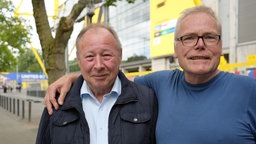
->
<box><xmin>31</xmin><ymin>0</ymin><xmax>136</xmax><ymax>84</ymax></box>
<box><xmin>125</xmin><ymin>54</ymin><xmax>147</xmax><ymax>63</ymax></box>
<box><xmin>17</xmin><ymin>48</ymin><xmax>42</xmax><ymax>72</ymax></box>
<box><xmin>0</xmin><ymin>0</ymin><xmax>30</xmax><ymax>72</ymax></box>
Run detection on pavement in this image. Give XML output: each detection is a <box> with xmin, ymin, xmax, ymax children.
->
<box><xmin>0</xmin><ymin>90</ymin><xmax>45</xmax><ymax>144</ymax></box>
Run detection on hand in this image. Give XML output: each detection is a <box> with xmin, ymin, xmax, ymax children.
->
<box><xmin>126</xmin><ymin>76</ymin><xmax>135</xmax><ymax>81</ymax></box>
<box><xmin>44</xmin><ymin>73</ymin><xmax>79</xmax><ymax>115</ymax></box>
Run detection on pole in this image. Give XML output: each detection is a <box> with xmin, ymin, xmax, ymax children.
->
<box><xmin>87</xmin><ymin>12</ymin><xmax>95</xmax><ymax>24</ymax></box>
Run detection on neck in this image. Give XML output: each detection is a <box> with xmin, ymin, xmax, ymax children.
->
<box><xmin>185</xmin><ymin>70</ymin><xmax>220</xmax><ymax>84</ymax></box>
<box><xmin>91</xmin><ymin>87</ymin><xmax>112</xmax><ymax>103</ymax></box>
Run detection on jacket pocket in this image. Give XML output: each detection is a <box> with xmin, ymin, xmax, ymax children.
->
<box><xmin>120</xmin><ymin>112</ymin><xmax>151</xmax><ymax>123</ymax></box>
<box><xmin>50</xmin><ymin>111</ymin><xmax>84</xmax><ymax>144</ymax></box>
<box><xmin>119</xmin><ymin>112</ymin><xmax>152</xmax><ymax>144</ymax></box>
<box><xmin>52</xmin><ymin>110</ymin><xmax>79</xmax><ymax>126</ymax></box>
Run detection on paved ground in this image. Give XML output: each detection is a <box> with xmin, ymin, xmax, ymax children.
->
<box><xmin>0</xmin><ymin>90</ymin><xmax>45</xmax><ymax>144</ymax></box>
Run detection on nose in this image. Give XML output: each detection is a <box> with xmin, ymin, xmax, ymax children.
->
<box><xmin>195</xmin><ymin>37</ymin><xmax>205</xmax><ymax>49</ymax></box>
<box><xmin>94</xmin><ymin>56</ymin><xmax>104</xmax><ymax>69</ymax></box>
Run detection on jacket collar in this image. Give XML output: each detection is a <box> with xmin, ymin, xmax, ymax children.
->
<box><xmin>60</xmin><ymin>71</ymin><xmax>139</xmax><ymax>111</ymax></box>
<box><xmin>115</xmin><ymin>71</ymin><xmax>139</xmax><ymax>104</ymax></box>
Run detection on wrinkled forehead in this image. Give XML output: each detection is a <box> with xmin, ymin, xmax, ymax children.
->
<box><xmin>176</xmin><ymin>12</ymin><xmax>221</xmax><ymax>36</ymax></box>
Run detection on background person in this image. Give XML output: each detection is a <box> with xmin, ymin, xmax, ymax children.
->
<box><xmin>36</xmin><ymin>23</ymin><xmax>158</xmax><ymax>144</ymax></box>
<box><xmin>44</xmin><ymin>5</ymin><xmax>256</xmax><ymax>144</ymax></box>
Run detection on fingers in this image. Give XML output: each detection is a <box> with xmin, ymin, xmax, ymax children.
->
<box><xmin>44</xmin><ymin>85</ymin><xmax>59</xmax><ymax>115</ymax></box>
<box><xmin>57</xmin><ymin>73</ymin><xmax>79</xmax><ymax>105</ymax></box>
<box><xmin>49</xmin><ymin>85</ymin><xmax>60</xmax><ymax>109</ymax></box>
<box><xmin>43</xmin><ymin>73</ymin><xmax>79</xmax><ymax>115</ymax></box>
<box><xmin>45</xmin><ymin>99</ymin><xmax>53</xmax><ymax>115</ymax></box>
<box><xmin>44</xmin><ymin>92</ymin><xmax>53</xmax><ymax>115</ymax></box>
<box><xmin>57</xmin><ymin>91</ymin><xmax>65</xmax><ymax>105</ymax></box>
<box><xmin>57</xmin><ymin>84</ymin><xmax>71</xmax><ymax>105</ymax></box>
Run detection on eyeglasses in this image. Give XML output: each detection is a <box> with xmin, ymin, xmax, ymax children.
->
<box><xmin>176</xmin><ymin>34</ymin><xmax>221</xmax><ymax>47</ymax></box>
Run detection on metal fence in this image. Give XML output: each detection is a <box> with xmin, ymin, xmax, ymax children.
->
<box><xmin>0</xmin><ymin>92</ymin><xmax>44</xmax><ymax>124</ymax></box>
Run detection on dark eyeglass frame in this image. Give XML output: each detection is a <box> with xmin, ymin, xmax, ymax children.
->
<box><xmin>176</xmin><ymin>34</ymin><xmax>221</xmax><ymax>47</ymax></box>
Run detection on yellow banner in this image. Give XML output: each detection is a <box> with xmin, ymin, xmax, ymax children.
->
<box><xmin>150</xmin><ymin>0</ymin><xmax>201</xmax><ymax>58</ymax></box>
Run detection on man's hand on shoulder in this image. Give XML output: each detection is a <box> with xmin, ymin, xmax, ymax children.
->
<box><xmin>44</xmin><ymin>73</ymin><xmax>80</xmax><ymax>115</ymax></box>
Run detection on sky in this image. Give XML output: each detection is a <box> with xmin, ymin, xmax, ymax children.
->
<box><xmin>12</xmin><ymin>0</ymin><xmax>56</xmax><ymax>47</ymax></box>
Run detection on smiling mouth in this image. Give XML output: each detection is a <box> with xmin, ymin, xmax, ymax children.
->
<box><xmin>189</xmin><ymin>56</ymin><xmax>210</xmax><ymax>60</ymax></box>
<box><xmin>94</xmin><ymin>74</ymin><xmax>108</xmax><ymax>78</ymax></box>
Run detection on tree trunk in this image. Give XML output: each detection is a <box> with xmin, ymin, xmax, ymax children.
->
<box><xmin>31</xmin><ymin>0</ymin><xmax>122</xmax><ymax>84</ymax></box>
<box><xmin>32</xmin><ymin>0</ymin><xmax>86</xmax><ymax>84</ymax></box>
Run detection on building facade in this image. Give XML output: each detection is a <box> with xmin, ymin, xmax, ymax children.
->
<box><xmin>63</xmin><ymin>0</ymin><xmax>256</xmax><ymax>75</ymax></box>
<box><xmin>113</xmin><ymin>0</ymin><xmax>256</xmax><ymax>74</ymax></box>
<box><xmin>108</xmin><ymin>0</ymin><xmax>150</xmax><ymax>61</ymax></box>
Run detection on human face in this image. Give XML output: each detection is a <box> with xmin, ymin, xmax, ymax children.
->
<box><xmin>174</xmin><ymin>12</ymin><xmax>222</xmax><ymax>84</ymax></box>
<box><xmin>76</xmin><ymin>28</ymin><xmax>122</xmax><ymax>96</ymax></box>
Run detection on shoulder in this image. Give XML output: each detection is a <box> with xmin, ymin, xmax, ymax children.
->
<box><xmin>135</xmin><ymin>69</ymin><xmax>181</xmax><ymax>81</ymax></box>
<box><xmin>129</xmin><ymin>79</ymin><xmax>154</xmax><ymax>93</ymax></box>
<box><xmin>220</xmin><ymin>72</ymin><xmax>256</xmax><ymax>96</ymax></box>
<box><xmin>223</xmin><ymin>72</ymin><xmax>256</xmax><ymax>85</ymax></box>
<box><xmin>125</xmin><ymin>80</ymin><xmax>156</xmax><ymax>102</ymax></box>
<box><xmin>145</xmin><ymin>69</ymin><xmax>179</xmax><ymax>77</ymax></box>
<box><xmin>128</xmin><ymin>82</ymin><xmax>158</xmax><ymax>111</ymax></box>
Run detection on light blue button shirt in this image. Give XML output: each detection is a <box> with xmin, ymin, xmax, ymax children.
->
<box><xmin>80</xmin><ymin>76</ymin><xmax>121</xmax><ymax>144</ymax></box>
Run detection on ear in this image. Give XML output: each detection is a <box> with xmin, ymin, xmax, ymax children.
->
<box><xmin>173</xmin><ymin>53</ymin><xmax>178</xmax><ymax>58</ymax></box>
<box><xmin>173</xmin><ymin>43</ymin><xmax>178</xmax><ymax>58</ymax></box>
<box><xmin>119</xmin><ymin>48</ymin><xmax>122</xmax><ymax>61</ymax></box>
<box><xmin>76</xmin><ymin>51</ymin><xmax>82</xmax><ymax>68</ymax></box>
<box><xmin>221</xmin><ymin>50</ymin><xmax>224</xmax><ymax>56</ymax></box>
<box><xmin>76</xmin><ymin>51</ymin><xmax>80</xmax><ymax>61</ymax></box>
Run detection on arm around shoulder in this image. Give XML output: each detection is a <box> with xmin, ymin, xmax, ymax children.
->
<box><xmin>44</xmin><ymin>72</ymin><xmax>80</xmax><ymax>115</ymax></box>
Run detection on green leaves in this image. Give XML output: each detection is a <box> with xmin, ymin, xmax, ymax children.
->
<box><xmin>17</xmin><ymin>48</ymin><xmax>42</xmax><ymax>72</ymax></box>
<box><xmin>104</xmin><ymin>0</ymin><xmax>136</xmax><ymax>6</ymax></box>
<box><xmin>0</xmin><ymin>0</ymin><xmax>31</xmax><ymax>72</ymax></box>
<box><xmin>0</xmin><ymin>45</ymin><xmax>16</xmax><ymax>71</ymax></box>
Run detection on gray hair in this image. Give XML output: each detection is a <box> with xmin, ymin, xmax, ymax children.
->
<box><xmin>174</xmin><ymin>5</ymin><xmax>222</xmax><ymax>39</ymax></box>
<box><xmin>76</xmin><ymin>23</ymin><xmax>122</xmax><ymax>50</ymax></box>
